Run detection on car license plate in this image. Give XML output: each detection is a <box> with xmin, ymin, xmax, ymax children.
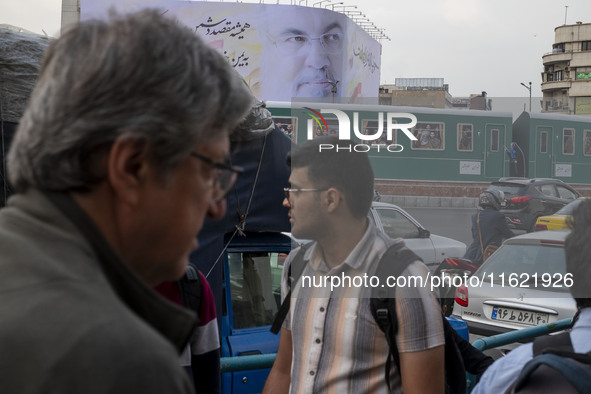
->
<box><xmin>491</xmin><ymin>306</ymin><xmax>549</xmax><ymax>326</ymax></box>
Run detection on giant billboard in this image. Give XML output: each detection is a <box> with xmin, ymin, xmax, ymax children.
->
<box><xmin>80</xmin><ymin>1</ymin><xmax>381</xmax><ymax>103</ymax></box>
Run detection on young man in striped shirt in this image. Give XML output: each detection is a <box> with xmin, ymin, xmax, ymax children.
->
<box><xmin>264</xmin><ymin>136</ymin><xmax>445</xmax><ymax>394</ymax></box>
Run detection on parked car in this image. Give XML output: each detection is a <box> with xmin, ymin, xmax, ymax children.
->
<box><xmin>369</xmin><ymin>202</ymin><xmax>466</xmax><ymax>271</ymax></box>
<box><xmin>452</xmin><ymin>230</ymin><xmax>576</xmax><ymax>352</ymax></box>
<box><xmin>487</xmin><ymin>177</ymin><xmax>580</xmax><ymax>232</ymax></box>
<box><xmin>535</xmin><ymin>197</ymin><xmax>589</xmax><ymax>231</ymax></box>
<box><xmin>289</xmin><ymin>202</ymin><xmax>467</xmax><ymax>271</ymax></box>
<box><xmin>221</xmin><ymin>202</ymin><xmax>466</xmax><ymax>393</ymax></box>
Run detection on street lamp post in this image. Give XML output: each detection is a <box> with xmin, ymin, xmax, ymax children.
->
<box><xmin>520</xmin><ymin>82</ymin><xmax>532</xmax><ymax>112</ymax></box>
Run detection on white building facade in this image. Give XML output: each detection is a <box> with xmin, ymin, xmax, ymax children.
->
<box><xmin>542</xmin><ymin>22</ymin><xmax>591</xmax><ymax>116</ymax></box>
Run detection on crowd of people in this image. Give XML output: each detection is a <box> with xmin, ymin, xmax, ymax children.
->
<box><xmin>1</xmin><ymin>9</ymin><xmax>590</xmax><ymax>394</ymax></box>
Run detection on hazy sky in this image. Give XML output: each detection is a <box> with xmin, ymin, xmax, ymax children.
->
<box><xmin>3</xmin><ymin>0</ymin><xmax>591</xmax><ymax>98</ymax></box>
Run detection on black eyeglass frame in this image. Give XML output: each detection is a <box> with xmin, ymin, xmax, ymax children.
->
<box><xmin>190</xmin><ymin>152</ymin><xmax>243</xmax><ymax>174</ymax></box>
<box><xmin>190</xmin><ymin>152</ymin><xmax>243</xmax><ymax>200</ymax></box>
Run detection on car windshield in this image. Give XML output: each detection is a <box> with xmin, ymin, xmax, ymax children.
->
<box><xmin>474</xmin><ymin>243</ymin><xmax>569</xmax><ymax>292</ymax></box>
<box><xmin>555</xmin><ymin>198</ymin><xmax>583</xmax><ymax>215</ymax></box>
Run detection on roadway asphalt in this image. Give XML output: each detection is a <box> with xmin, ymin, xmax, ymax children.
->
<box><xmin>404</xmin><ymin>206</ymin><xmax>476</xmax><ymax>247</ymax></box>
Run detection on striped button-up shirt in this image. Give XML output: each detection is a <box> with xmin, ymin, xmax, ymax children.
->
<box><xmin>282</xmin><ymin>224</ymin><xmax>444</xmax><ymax>393</ymax></box>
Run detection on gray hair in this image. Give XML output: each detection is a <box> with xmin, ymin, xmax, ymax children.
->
<box><xmin>8</xmin><ymin>9</ymin><xmax>254</xmax><ymax>192</ymax></box>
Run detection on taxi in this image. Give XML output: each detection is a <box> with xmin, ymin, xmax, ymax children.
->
<box><xmin>535</xmin><ymin>197</ymin><xmax>589</xmax><ymax>231</ymax></box>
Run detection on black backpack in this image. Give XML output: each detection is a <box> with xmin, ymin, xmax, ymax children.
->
<box><xmin>178</xmin><ymin>264</ymin><xmax>202</xmax><ymax>316</ymax></box>
<box><xmin>271</xmin><ymin>242</ymin><xmax>466</xmax><ymax>393</ymax></box>
<box><xmin>506</xmin><ymin>331</ymin><xmax>591</xmax><ymax>394</ymax></box>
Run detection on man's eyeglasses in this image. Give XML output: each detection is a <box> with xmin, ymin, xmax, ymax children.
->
<box><xmin>273</xmin><ymin>32</ymin><xmax>343</xmax><ymax>55</ymax></box>
<box><xmin>283</xmin><ymin>187</ymin><xmax>328</xmax><ymax>200</ymax></box>
<box><xmin>191</xmin><ymin>152</ymin><xmax>243</xmax><ymax>201</ymax></box>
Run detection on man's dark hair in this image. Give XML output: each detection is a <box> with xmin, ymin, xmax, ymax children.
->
<box><xmin>565</xmin><ymin>199</ymin><xmax>591</xmax><ymax>308</ymax></box>
<box><xmin>286</xmin><ymin>136</ymin><xmax>374</xmax><ymax>219</ymax></box>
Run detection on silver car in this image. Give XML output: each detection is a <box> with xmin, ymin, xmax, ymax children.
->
<box><xmin>289</xmin><ymin>202</ymin><xmax>466</xmax><ymax>272</ymax></box>
<box><xmin>452</xmin><ymin>230</ymin><xmax>576</xmax><ymax>349</ymax></box>
<box><xmin>369</xmin><ymin>202</ymin><xmax>466</xmax><ymax>271</ymax></box>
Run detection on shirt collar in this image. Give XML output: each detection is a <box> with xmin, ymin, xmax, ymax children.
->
<box><xmin>306</xmin><ymin>220</ymin><xmax>377</xmax><ymax>273</ymax></box>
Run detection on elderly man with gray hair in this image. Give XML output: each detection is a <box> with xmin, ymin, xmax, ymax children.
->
<box><xmin>0</xmin><ymin>9</ymin><xmax>253</xmax><ymax>394</ymax></box>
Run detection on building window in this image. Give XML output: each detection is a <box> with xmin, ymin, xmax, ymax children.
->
<box><xmin>584</xmin><ymin>130</ymin><xmax>591</xmax><ymax>156</ymax></box>
<box><xmin>273</xmin><ymin>117</ymin><xmax>297</xmax><ymax>142</ymax></box>
<box><xmin>361</xmin><ymin>119</ymin><xmax>393</xmax><ymax>145</ymax></box>
<box><xmin>555</xmin><ymin>70</ymin><xmax>563</xmax><ymax>81</ymax></box>
<box><xmin>490</xmin><ymin>129</ymin><xmax>499</xmax><ymax>152</ymax></box>
<box><xmin>582</xmin><ymin>41</ymin><xmax>591</xmax><ymax>51</ymax></box>
<box><xmin>547</xmin><ymin>73</ymin><xmax>554</xmax><ymax>82</ymax></box>
<box><xmin>411</xmin><ymin>122</ymin><xmax>444</xmax><ymax>150</ymax></box>
<box><xmin>576</xmin><ymin>67</ymin><xmax>591</xmax><ymax>80</ymax></box>
<box><xmin>540</xmin><ymin>132</ymin><xmax>548</xmax><ymax>154</ymax></box>
<box><xmin>457</xmin><ymin>124</ymin><xmax>473</xmax><ymax>151</ymax></box>
<box><xmin>309</xmin><ymin>117</ymin><xmax>338</xmax><ymax>139</ymax></box>
<box><xmin>563</xmin><ymin>128</ymin><xmax>575</xmax><ymax>155</ymax></box>
<box><xmin>553</xmin><ymin>43</ymin><xmax>565</xmax><ymax>53</ymax></box>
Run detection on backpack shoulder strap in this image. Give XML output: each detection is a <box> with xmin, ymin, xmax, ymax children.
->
<box><xmin>506</xmin><ymin>332</ymin><xmax>591</xmax><ymax>394</ymax></box>
<box><xmin>370</xmin><ymin>242</ymin><xmax>422</xmax><ymax>391</ymax></box>
<box><xmin>270</xmin><ymin>243</ymin><xmax>311</xmax><ymax>334</ymax></box>
<box><xmin>511</xmin><ymin>352</ymin><xmax>591</xmax><ymax>393</ymax></box>
<box><xmin>477</xmin><ymin>211</ymin><xmax>485</xmax><ymax>256</ymax></box>
<box><xmin>178</xmin><ymin>264</ymin><xmax>202</xmax><ymax>314</ymax></box>
<box><xmin>532</xmin><ymin>331</ymin><xmax>574</xmax><ymax>356</ymax></box>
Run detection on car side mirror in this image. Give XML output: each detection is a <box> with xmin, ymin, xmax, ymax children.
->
<box><xmin>419</xmin><ymin>228</ymin><xmax>431</xmax><ymax>238</ymax></box>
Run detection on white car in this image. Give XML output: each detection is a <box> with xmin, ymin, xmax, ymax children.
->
<box><xmin>369</xmin><ymin>202</ymin><xmax>466</xmax><ymax>271</ymax></box>
<box><xmin>452</xmin><ymin>230</ymin><xmax>576</xmax><ymax>352</ymax></box>
<box><xmin>290</xmin><ymin>202</ymin><xmax>467</xmax><ymax>271</ymax></box>
<box><xmin>284</xmin><ymin>201</ymin><xmax>466</xmax><ymax>272</ymax></box>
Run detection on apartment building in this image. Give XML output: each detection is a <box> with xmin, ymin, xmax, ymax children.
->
<box><xmin>542</xmin><ymin>21</ymin><xmax>591</xmax><ymax>116</ymax></box>
<box><xmin>378</xmin><ymin>78</ymin><xmax>454</xmax><ymax>108</ymax></box>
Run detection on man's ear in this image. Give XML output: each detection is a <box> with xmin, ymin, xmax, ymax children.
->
<box><xmin>106</xmin><ymin>138</ymin><xmax>150</xmax><ymax>205</ymax></box>
<box><xmin>325</xmin><ymin>188</ymin><xmax>342</xmax><ymax>213</ymax></box>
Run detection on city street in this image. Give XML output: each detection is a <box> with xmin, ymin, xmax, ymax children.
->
<box><xmin>403</xmin><ymin>206</ymin><xmax>526</xmax><ymax>252</ymax></box>
<box><xmin>404</xmin><ymin>206</ymin><xmax>476</xmax><ymax>247</ymax></box>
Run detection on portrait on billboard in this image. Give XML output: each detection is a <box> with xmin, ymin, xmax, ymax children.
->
<box><xmin>258</xmin><ymin>7</ymin><xmax>345</xmax><ymax>102</ymax></box>
<box><xmin>79</xmin><ymin>1</ymin><xmax>381</xmax><ymax>103</ymax></box>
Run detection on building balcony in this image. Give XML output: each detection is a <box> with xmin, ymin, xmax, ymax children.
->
<box><xmin>541</xmin><ymin>79</ymin><xmax>572</xmax><ymax>92</ymax></box>
<box><xmin>542</xmin><ymin>51</ymin><xmax>573</xmax><ymax>65</ymax></box>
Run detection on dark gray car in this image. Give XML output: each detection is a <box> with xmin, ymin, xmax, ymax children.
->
<box><xmin>488</xmin><ymin>177</ymin><xmax>580</xmax><ymax>232</ymax></box>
